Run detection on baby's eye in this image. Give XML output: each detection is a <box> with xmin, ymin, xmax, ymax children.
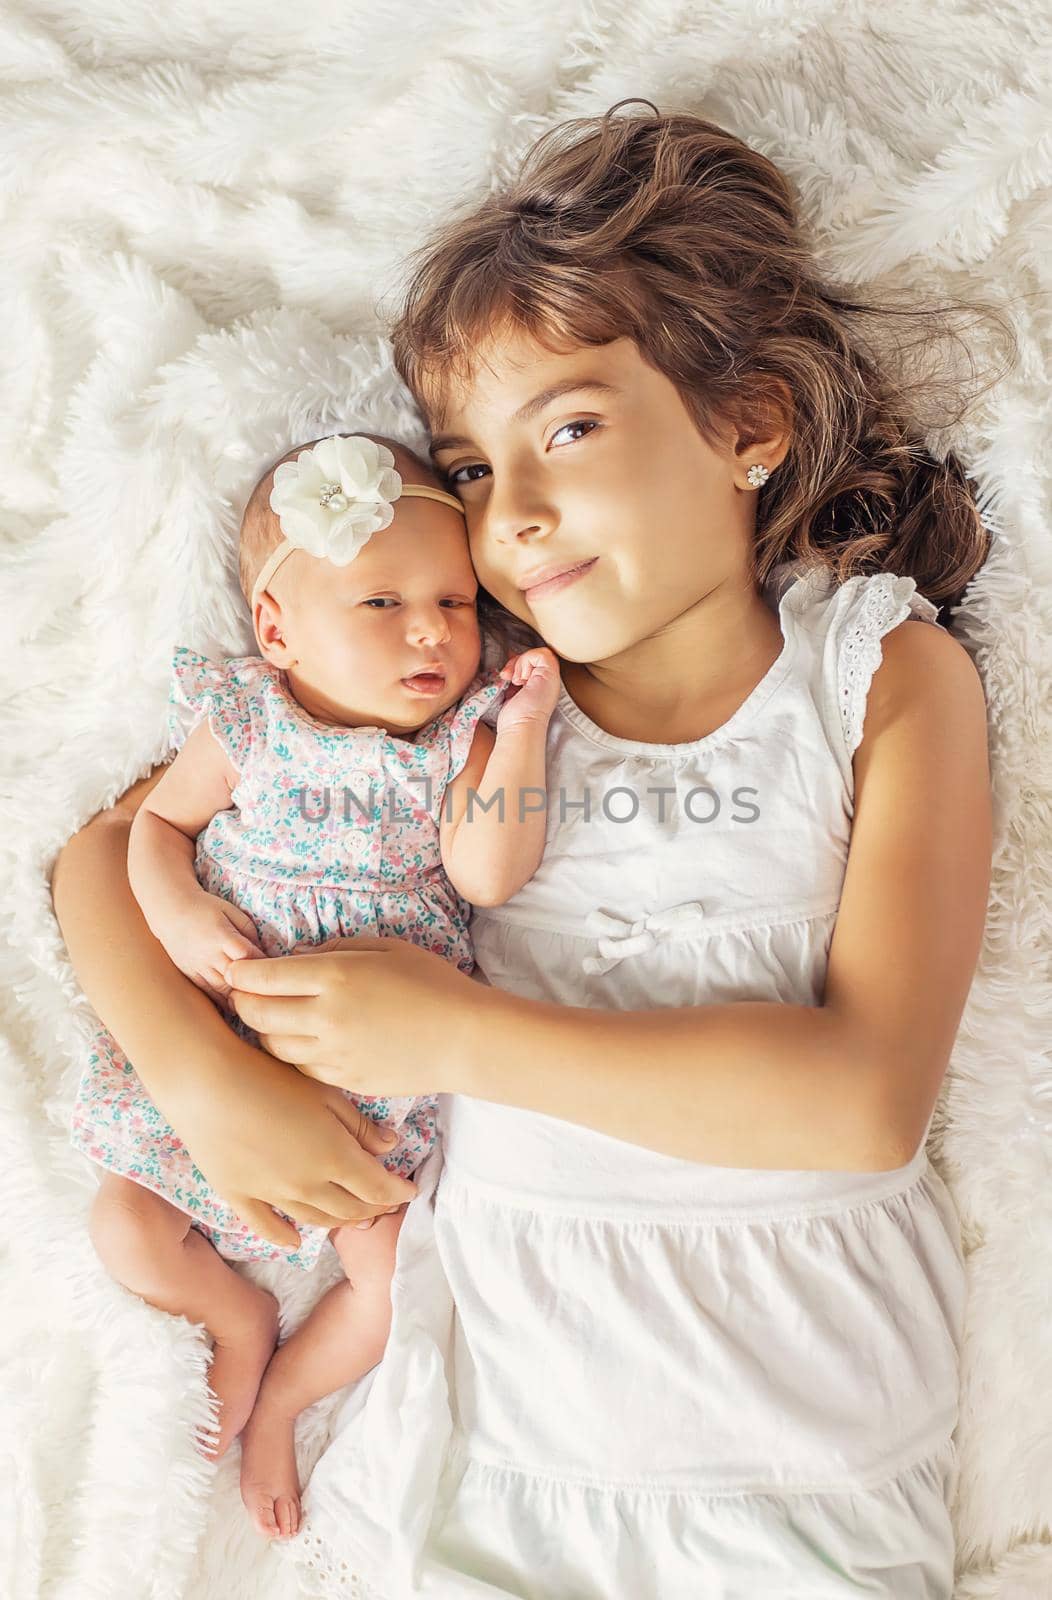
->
<box><xmin>362</xmin><ymin>597</ymin><xmax>474</xmax><ymax>609</ymax></box>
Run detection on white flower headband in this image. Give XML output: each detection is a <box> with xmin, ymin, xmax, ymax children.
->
<box><xmin>250</xmin><ymin>433</ymin><xmax>465</xmax><ymax>608</ymax></box>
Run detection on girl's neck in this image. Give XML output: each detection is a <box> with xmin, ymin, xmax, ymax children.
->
<box><xmin>560</xmin><ymin>582</ymin><xmax>784</xmax><ymax>746</ymax></box>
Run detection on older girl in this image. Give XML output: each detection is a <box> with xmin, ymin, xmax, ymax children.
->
<box><xmin>54</xmin><ymin>102</ymin><xmax>1000</xmax><ymax>1597</ymax></box>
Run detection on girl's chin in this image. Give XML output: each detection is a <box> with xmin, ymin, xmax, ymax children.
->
<box><xmin>529</xmin><ymin>622</ymin><xmax>629</xmax><ymax>665</ymax></box>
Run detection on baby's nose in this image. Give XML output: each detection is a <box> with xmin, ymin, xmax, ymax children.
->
<box><xmin>410</xmin><ymin>609</ymin><xmax>450</xmax><ymax>643</ymax></box>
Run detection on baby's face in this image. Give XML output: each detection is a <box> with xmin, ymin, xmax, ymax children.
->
<box><xmin>277</xmin><ymin>497</ymin><xmax>483</xmax><ymax>734</ymax></box>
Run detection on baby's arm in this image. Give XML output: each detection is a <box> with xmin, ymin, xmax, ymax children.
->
<box><xmin>128</xmin><ymin>718</ymin><xmax>262</xmax><ymax>998</ymax></box>
<box><xmin>440</xmin><ymin>649</ymin><xmax>560</xmax><ymax>908</ymax></box>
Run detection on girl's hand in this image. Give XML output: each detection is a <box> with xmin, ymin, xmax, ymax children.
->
<box><xmin>495</xmin><ymin>647</ymin><xmax>562</xmax><ymax>734</ymax></box>
<box><xmin>155</xmin><ymin>891</ymin><xmax>264</xmax><ymax>1005</ymax></box>
<box><xmin>226</xmin><ymin>937</ymin><xmax>480</xmax><ymax>1098</ymax></box>
<box><xmin>181</xmin><ymin>1030</ymin><xmax>419</xmax><ymax>1248</ymax></box>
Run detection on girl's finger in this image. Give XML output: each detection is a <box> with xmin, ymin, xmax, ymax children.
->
<box><xmin>323</xmin><ymin>1186</ymin><xmax>403</xmax><ymax>1225</ymax></box>
<box><xmin>274</xmin><ymin>1196</ymin><xmax>361</xmax><ymax>1229</ymax></box>
<box><xmin>234</xmin><ymin>1198</ymin><xmax>302</xmax><ymax>1250</ymax></box>
<box><xmin>325</xmin><ymin>1172</ymin><xmax>417</xmax><ymax>1211</ymax></box>
<box><xmin>255</xmin><ymin>1032</ymin><xmax>319</xmax><ymax>1065</ymax></box>
<box><xmin>227</xmin><ymin>987</ymin><xmax>316</xmax><ymax>1034</ymax></box>
<box><xmin>323</xmin><ymin>1106</ymin><xmax>420</xmax><ymax>1203</ymax></box>
<box><xmin>226</xmin><ymin>945</ymin><xmax>385</xmax><ymax>994</ymax></box>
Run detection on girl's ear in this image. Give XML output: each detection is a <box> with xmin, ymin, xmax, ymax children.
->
<box><xmin>253</xmin><ymin>593</ymin><xmax>296</xmax><ymax>666</ymax></box>
<box><xmin>732</xmin><ymin>374</ymin><xmax>794</xmax><ymax>474</ymax></box>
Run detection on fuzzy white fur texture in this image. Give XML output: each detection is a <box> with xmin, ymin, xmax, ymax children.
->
<box><xmin>1</xmin><ymin>4</ymin><xmax>1050</xmax><ymax>1598</ymax></box>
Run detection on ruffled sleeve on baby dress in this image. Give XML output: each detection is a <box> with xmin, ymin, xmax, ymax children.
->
<box><xmin>442</xmin><ymin>665</ymin><xmax>513</xmax><ymax>784</ymax></box>
<box><xmin>166</xmin><ymin>646</ymin><xmax>260</xmax><ymax>776</ymax></box>
<box><xmin>828</xmin><ymin>571</ymin><xmax>941</xmax><ymax>782</ymax></box>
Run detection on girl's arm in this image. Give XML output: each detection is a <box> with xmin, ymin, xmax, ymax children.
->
<box><xmin>440</xmin><ymin>720</ymin><xmax>549</xmax><ymax>906</ymax></box>
<box><xmin>50</xmin><ymin>764</ymin><xmax>419</xmax><ymax>1244</ymax></box>
<box><xmin>228</xmin><ymin>621</ymin><xmax>992</xmax><ymax>1174</ymax></box>
<box><xmin>454</xmin><ymin>621</ymin><xmax>993</xmax><ymax>1171</ymax></box>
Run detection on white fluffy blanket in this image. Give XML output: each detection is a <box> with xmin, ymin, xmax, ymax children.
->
<box><xmin>2</xmin><ymin>4</ymin><xmax>1050</xmax><ymax>1597</ymax></box>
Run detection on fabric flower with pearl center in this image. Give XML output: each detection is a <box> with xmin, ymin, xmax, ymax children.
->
<box><xmin>268</xmin><ymin>435</ymin><xmax>404</xmax><ymax>566</ymax></box>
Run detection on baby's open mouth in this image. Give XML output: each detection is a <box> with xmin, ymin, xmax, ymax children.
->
<box><xmin>402</xmin><ymin>670</ymin><xmax>447</xmax><ymax>694</ymax></box>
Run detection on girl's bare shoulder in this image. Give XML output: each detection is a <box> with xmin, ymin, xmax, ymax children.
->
<box><xmin>862</xmin><ymin>616</ymin><xmax>987</xmax><ymax>753</ymax></box>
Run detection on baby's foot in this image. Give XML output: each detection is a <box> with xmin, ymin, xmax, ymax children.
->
<box><xmin>198</xmin><ymin>1287</ymin><xmax>280</xmax><ymax>1462</ymax></box>
<box><xmin>239</xmin><ymin>1380</ymin><xmax>302</xmax><ymax>1541</ymax></box>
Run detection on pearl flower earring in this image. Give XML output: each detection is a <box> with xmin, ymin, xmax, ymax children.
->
<box><xmin>746</xmin><ymin>463</ymin><xmax>771</xmax><ymax>488</ymax></box>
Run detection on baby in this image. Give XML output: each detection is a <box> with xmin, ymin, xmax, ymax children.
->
<box><xmin>69</xmin><ymin>431</ymin><xmax>560</xmax><ymax>1542</ymax></box>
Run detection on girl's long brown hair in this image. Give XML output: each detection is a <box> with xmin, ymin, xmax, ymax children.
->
<box><xmin>388</xmin><ymin>99</ymin><xmax>1021</xmax><ymax>639</ymax></box>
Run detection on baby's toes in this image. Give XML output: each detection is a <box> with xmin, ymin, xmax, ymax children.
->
<box><xmin>245</xmin><ymin>1492</ymin><xmax>281</xmax><ymax>1541</ymax></box>
<box><xmin>275</xmin><ymin>1494</ymin><xmax>301</xmax><ymax>1539</ymax></box>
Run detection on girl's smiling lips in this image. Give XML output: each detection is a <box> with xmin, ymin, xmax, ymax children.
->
<box><xmin>518</xmin><ymin>557</ymin><xmax>598</xmax><ymax>600</ymax></box>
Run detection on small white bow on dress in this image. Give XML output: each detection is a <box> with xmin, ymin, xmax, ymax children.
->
<box><xmin>581</xmin><ymin>900</ymin><xmax>707</xmax><ymax>976</ymax></box>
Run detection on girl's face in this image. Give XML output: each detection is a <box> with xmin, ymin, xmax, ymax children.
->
<box><xmin>428</xmin><ymin>329</ymin><xmax>761</xmax><ymax>667</ymax></box>
<box><xmin>264</xmin><ymin>497</ymin><xmax>483</xmax><ymax>734</ymax></box>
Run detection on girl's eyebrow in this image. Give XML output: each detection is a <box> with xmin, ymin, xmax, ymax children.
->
<box><xmin>428</xmin><ymin>379</ymin><xmax>621</xmax><ymax>460</ymax></box>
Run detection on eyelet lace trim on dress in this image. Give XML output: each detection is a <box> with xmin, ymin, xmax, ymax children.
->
<box><xmin>280</xmin><ymin>1517</ymin><xmax>389</xmax><ymax>1598</ymax></box>
<box><xmin>838</xmin><ymin>576</ymin><xmax>931</xmax><ymax>758</ymax></box>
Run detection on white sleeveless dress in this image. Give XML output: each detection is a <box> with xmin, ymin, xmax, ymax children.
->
<box><xmin>287</xmin><ymin>562</ymin><xmax>967</xmax><ymax>1600</ymax></box>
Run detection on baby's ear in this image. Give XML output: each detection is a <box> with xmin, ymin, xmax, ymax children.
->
<box><xmin>253</xmin><ymin>593</ymin><xmax>295</xmax><ymax>665</ymax></box>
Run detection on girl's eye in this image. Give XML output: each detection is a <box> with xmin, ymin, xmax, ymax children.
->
<box><xmin>445</xmin><ymin>462</ymin><xmax>489</xmax><ymax>488</ymax></box>
<box><xmin>444</xmin><ymin>418</ymin><xmax>598</xmax><ymax>486</ymax></box>
<box><xmin>550</xmin><ymin>419</ymin><xmax>598</xmax><ymax>448</ymax></box>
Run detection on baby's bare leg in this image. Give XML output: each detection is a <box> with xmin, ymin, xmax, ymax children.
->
<box><xmin>239</xmin><ymin>1205</ymin><xmax>405</xmax><ymax>1542</ymax></box>
<box><xmin>89</xmin><ymin>1171</ymin><xmax>279</xmax><ymax>1459</ymax></box>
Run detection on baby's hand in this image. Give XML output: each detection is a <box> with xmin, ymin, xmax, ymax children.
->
<box><xmin>495</xmin><ymin>648</ymin><xmax>561</xmax><ymax>733</ymax></box>
<box><xmin>157</xmin><ymin>891</ymin><xmax>265</xmax><ymax>1006</ymax></box>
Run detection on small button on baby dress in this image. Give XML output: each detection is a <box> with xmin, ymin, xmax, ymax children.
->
<box><xmin>291</xmin><ymin>560</ymin><xmax>968</xmax><ymax>1600</ymax></box>
<box><xmin>69</xmin><ymin>648</ymin><xmax>509</xmax><ymax>1273</ymax></box>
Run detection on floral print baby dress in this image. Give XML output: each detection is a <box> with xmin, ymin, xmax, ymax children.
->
<box><xmin>69</xmin><ymin>646</ymin><xmax>510</xmax><ymax>1272</ymax></box>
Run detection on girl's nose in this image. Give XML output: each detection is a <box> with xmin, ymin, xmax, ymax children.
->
<box><xmin>484</xmin><ymin>467</ymin><xmax>555</xmax><ymax>547</ymax></box>
<box><xmin>490</xmin><ymin>505</ymin><xmax>548</xmax><ymax>547</ymax></box>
